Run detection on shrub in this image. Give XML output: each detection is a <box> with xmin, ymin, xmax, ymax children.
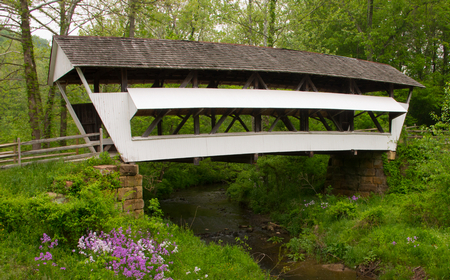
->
<box><xmin>327</xmin><ymin>200</ymin><xmax>357</xmax><ymax>220</ymax></box>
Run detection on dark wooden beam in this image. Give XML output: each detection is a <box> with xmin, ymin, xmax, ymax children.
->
<box><xmin>152</xmin><ymin>79</ymin><xmax>164</xmax><ymax>88</ymax></box>
<box><xmin>255</xmin><ymin>73</ymin><xmax>268</xmax><ymax>89</ymax></box>
<box><xmin>207</xmin><ymin>80</ymin><xmax>219</xmax><ymax>88</ymax></box>
<box><xmin>142</xmin><ymin>110</ymin><xmax>171</xmax><ymax>137</ymax></box>
<box><xmin>268</xmin><ymin>116</ymin><xmax>282</xmax><ymax>132</ymax></box>
<box><xmin>225</xmin><ymin>117</ymin><xmax>237</xmax><ymax>133</ymax></box>
<box><xmin>194</xmin><ymin>115</ymin><xmax>200</xmax><ymax>135</ymax></box>
<box><xmin>317</xmin><ymin>111</ymin><xmax>332</xmax><ymax>131</ymax></box>
<box><xmin>243</xmin><ymin>73</ymin><xmax>257</xmax><ymax>89</ymax></box>
<box><xmin>172</xmin><ymin>112</ymin><xmax>192</xmax><ymax>135</ymax></box>
<box><xmin>253</xmin><ymin>110</ymin><xmax>262</xmax><ymax>132</ymax></box>
<box><xmin>94</xmin><ymin>73</ymin><xmax>100</xmax><ymax>93</ymax></box>
<box><xmin>281</xmin><ymin>116</ymin><xmax>297</xmax><ymax>131</ymax></box>
<box><xmin>389</xmin><ymin>83</ymin><xmax>394</xmax><ymax>97</ymax></box>
<box><xmin>349</xmin><ymin>78</ymin><xmax>362</xmax><ymax>94</ymax></box>
<box><xmin>179</xmin><ymin>71</ymin><xmax>197</xmax><ymax>88</ymax></box>
<box><xmin>210</xmin><ymin>109</ymin><xmax>236</xmax><ymax>134</ymax></box>
<box><xmin>294</xmin><ymin>76</ymin><xmax>307</xmax><ymax>91</ymax></box>
<box><xmin>121</xmin><ymin>68</ymin><xmax>128</xmax><ymax>92</ymax></box>
<box><xmin>211</xmin><ymin>108</ymin><xmax>216</xmax><ymax>129</ymax></box>
<box><xmin>306</xmin><ymin>75</ymin><xmax>318</xmax><ymax>92</ymax></box>
<box><xmin>235</xmin><ymin>115</ymin><xmax>250</xmax><ymax>132</ymax></box>
<box><xmin>192</xmin><ymin>108</ymin><xmax>203</xmax><ymax>135</ymax></box>
<box><xmin>329</xmin><ymin>113</ymin><xmax>343</xmax><ymax>132</ymax></box>
<box><xmin>354</xmin><ymin>111</ymin><xmax>367</xmax><ymax>118</ymax></box>
<box><xmin>157</xmin><ymin>121</ymin><xmax>163</xmax><ymax>136</ymax></box>
<box><xmin>300</xmin><ymin>110</ymin><xmax>309</xmax><ymax>131</ymax></box>
<box><xmin>368</xmin><ymin>111</ymin><xmax>384</xmax><ymax>133</ymax></box>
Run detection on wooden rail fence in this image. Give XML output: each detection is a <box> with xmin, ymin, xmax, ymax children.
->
<box><xmin>0</xmin><ymin>128</ymin><xmax>113</xmax><ymax>169</ymax></box>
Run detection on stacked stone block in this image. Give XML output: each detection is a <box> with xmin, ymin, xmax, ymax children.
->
<box><xmin>94</xmin><ymin>164</ymin><xmax>144</xmax><ymax>217</ymax></box>
<box><xmin>325</xmin><ymin>151</ymin><xmax>388</xmax><ymax>196</ymax></box>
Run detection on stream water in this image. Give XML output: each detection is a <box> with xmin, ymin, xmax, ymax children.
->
<box><xmin>159</xmin><ymin>184</ymin><xmax>371</xmax><ymax>280</ymax></box>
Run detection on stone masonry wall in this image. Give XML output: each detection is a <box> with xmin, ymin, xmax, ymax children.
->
<box><xmin>94</xmin><ymin>164</ymin><xmax>144</xmax><ymax>217</ymax></box>
<box><xmin>324</xmin><ymin>151</ymin><xmax>388</xmax><ymax>196</ymax></box>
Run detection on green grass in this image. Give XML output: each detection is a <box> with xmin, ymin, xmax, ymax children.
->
<box><xmin>0</xmin><ymin>157</ymin><xmax>268</xmax><ymax>280</ymax></box>
<box><xmin>226</xmin><ymin>135</ymin><xmax>450</xmax><ymax>279</ymax></box>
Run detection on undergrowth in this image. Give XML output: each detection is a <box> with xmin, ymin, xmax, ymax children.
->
<box><xmin>0</xmin><ymin>155</ymin><xmax>268</xmax><ymax>280</ymax></box>
<box><xmin>226</xmin><ymin>134</ymin><xmax>450</xmax><ymax>279</ymax></box>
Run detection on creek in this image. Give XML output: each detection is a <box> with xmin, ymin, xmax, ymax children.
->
<box><xmin>159</xmin><ymin>184</ymin><xmax>371</xmax><ymax>280</ymax></box>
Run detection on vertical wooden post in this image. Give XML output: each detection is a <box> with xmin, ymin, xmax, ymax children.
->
<box><xmin>94</xmin><ymin>75</ymin><xmax>100</xmax><ymax>93</ymax></box>
<box><xmin>17</xmin><ymin>138</ymin><xmax>21</xmax><ymax>167</ymax></box>
<box><xmin>211</xmin><ymin>109</ymin><xmax>216</xmax><ymax>129</ymax></box>
<box><xmin>254</xmin><ymin>114</ymin><xmax>262</xmax><ymax>132</ymax></box>
<box><xmin>194</xmin><ymin>157</ymin><xmax>201</xmax><ymax>165</ymax></box>
<box><xmin>157</xmin><ymin>121</ymin><xmax>163</xmax><ymax>136</ymax></box>
<box><xmin>121</xmin><ymin>69</ymin><xmax>128</xmax><ymax>92</ymax></box>
<box><xmin>76</xmin><ymin>138</ymin><xmax>79</xmax><ymax>155</ymax></box>
<box><xmin>192</xmin><ymin>72</ymin><xmax>198</xmax><ymax>88</ymax></box>
<box><xmin>13</xmin><ymin>139</ymin><xmax>17</xmax><ymax>164</ymax></box>
<box><xmin>300</xmin><ymin>110</ymin><xmax>309</xmax><ymax>131</ymax></box>
<box><xmin>389</xmin><ymin>83</ymin><xmax>394</xmax><ymax>98</ymax></box>
<box><xmin>194</xmin><ymin>115</ymin><xmax>200</xmax><ymax>135</ymax></box>
<box><xmin>100</xmin><ymin>128</ymin><xmax>103</xmax><ymax>153</ymax></box>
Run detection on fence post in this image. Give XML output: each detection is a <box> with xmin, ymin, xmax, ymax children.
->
<box><xmin>13</xmin><ymin>139</ymin><xmax>17</xmax><ymax>164</ymax></box>
<box><xmin>18</xmin><ymin>138</ymin><xmax>21</xmax><ymax>167</ymax></box>
<box><xmin>100</xmin><ymin>128</ymin><xmax>103</xmax><ymax>153</ymax></box>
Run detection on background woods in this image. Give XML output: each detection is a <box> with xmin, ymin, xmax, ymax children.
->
<box><xmin>0</xmin><ymin>0</ymin><xmax>449</xmax><ymax>143</ymax></box>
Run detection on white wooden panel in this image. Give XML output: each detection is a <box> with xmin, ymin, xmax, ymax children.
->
<box><xmin>89</xmin><ymin>93</ymin><xmax>133</xmax><ymax>159</ymax></box>
<box><xmin>127</xmin><ymin>88</ymin><xmax>407</xmax><ymax>113</ymax></box>
<box><xmin>90</xmin><ymin>92</ymin><xmax>407</xmax><ymax>163</ymax></box>
<box><xmin>128</xmin><ymin>93</ymin><xmax>138</xmax><ymax>120</ymax></box>
<box><xmin>127</xmin><ymin>133</ymin><xmax>396</xmax><ymax>162</ymax></box>
<box><xmin>52</xmin><ymin>44</ymin><xmax>74</xmax><ymax>84</ymax></box>
<box><xmin>389</xmin><ymin>103</ymin><xmax>409</xmax><ymax>149</ymax></box>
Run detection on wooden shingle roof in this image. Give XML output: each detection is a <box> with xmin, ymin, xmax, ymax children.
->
<box><xmin>51</xmin><ymin>36</ymin><xmax>424</xmax><ymax>88</ymax></box>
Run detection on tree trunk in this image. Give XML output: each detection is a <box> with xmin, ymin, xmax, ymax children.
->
<box><xmin>268</xmin><ymin>0</ymin><xmax>276</xmax><ymax>47</ymax></box>
<box><xmin>366</xmin><ymin>0</ymin><xmax>374</xmax><ymax>61</ymax></box>
<box><xmin>263</xmin><ymin>0</ymin><xmax>268</xmax><ymax>46</ymax></box>
<box><xmin>248</xmin><ymin>0</ymin><xmax>253</xmax><ymax>45</ymax></box>
<box><xmin>128</xmin><ymin>0</ymin><xmax>137</xmax><ymax>38</ymax></box>
<box><xmin>43</xmin><ymin>86</ymin><xmax>56</xmax><ymax>147</ymax></box>
<box><xmin>19</xmin><ymin>0</ymin><xmax>42</xmax><ymax>150</ymax></box>
<box><xmin>443</xmin><ymin>30</ymin><xmax>449</xmax><ymax>77</ymax></box>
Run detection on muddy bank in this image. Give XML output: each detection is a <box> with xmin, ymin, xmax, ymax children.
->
<box><xmin>160</xmin><ymin>184</ymin><xmax>372</xmax><ymax>279</ymax></box>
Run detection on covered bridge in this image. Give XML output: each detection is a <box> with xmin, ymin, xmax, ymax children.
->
<box><xmin>48</xmin><ymin>36</ymin><xmax>423</xmax><ymax>164</ymax></box>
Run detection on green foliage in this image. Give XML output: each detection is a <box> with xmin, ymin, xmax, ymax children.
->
<box><xmin>86</xmin><ymin>151</ymin><xmax>120</xmax><ymax>166</ymax></box>
<box><xmin>267</xmin><ymin>236</ymin><xmax>284</xmax><ymax>244</ymax></box>
<box><xmin>147</xmin><ymin>198</ymin><xmax>164</xmax><ymax>217</ymax></box>
<box><xmin>357</xmin><ymin>206</ymin><xmax>385</xmax><ymax>229</ymax></box>
<box><xmin>140</xmin><ymin>159</ymin><xmax>242</xmax><ymax>198</ymax></box>
<box><xmin>227</xmin><ymin>155</ymin><xmax>328</xmax><ymax>214</ymax></box>
<box><xmin>284</xmin><ymin>238</ymin><xmax>305</xmax><ymax>262</ymax></box>
<box><xmin>50</xmin><ymin>166</ymin><xmax>121</xmax><ymax>196</ymax></box>
<box><xmin>0</xmin><ymin>160</ymin><xmax>268</xmax><ymax>280</ymax></box>
<box><xmin>383</xmin><ymin>137</ymin><xmax>441</xmax><ymax>194</ymax></box>
<box><xmin>328</xmin><ymin>200</ymin><xmax>357</xmax><ymax>220</ymax></box>
<box><xmin>430</xmin><ymin>82</ymin><xmax>450</xmax><ymax>131</ymax></box>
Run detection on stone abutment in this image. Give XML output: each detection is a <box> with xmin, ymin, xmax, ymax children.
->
<box><xmin>325</xmin><ymin>151</ymin><xmax>389</xmax><ymax>196</ymax></box>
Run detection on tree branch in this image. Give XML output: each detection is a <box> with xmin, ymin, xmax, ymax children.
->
<box><xmin>30</xmin><ymin>0</ymin><xmax>62</xmax><ymax>12</ymax></box>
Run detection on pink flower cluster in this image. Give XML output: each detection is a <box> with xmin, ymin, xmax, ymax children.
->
<box><xmin>77</xmin><ymin>227</ymin><xmax>177</xmax><ymax>280</ymax></box>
